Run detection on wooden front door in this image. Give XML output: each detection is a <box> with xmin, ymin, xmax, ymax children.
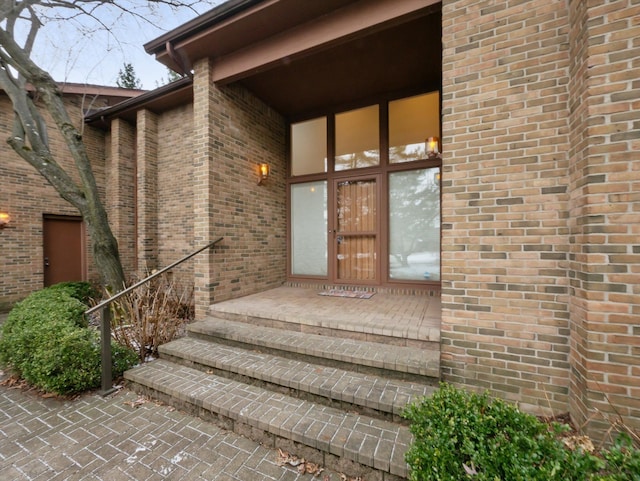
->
<box><xmin>43</xmin><ymin>216</ymin><xmax>85</xmax><ymax>286</ymax></box>
<box><xmin>332</xmin><ymin>176</ymin><xmax>379</xmax><ymax>284</ymax></box>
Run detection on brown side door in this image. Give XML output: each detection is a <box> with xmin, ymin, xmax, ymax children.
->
<box><xmin>43</xmin><ymin>215</ymin><xmax>85</xmax><ymax>287</ymax></box>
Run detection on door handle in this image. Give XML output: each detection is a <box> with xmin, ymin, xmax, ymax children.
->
<box><xmin>44</xmin><ymin>257</ymin><xmax>50</xmax><ymax>267</ymax></box>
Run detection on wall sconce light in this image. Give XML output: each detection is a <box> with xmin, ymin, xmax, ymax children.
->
<box><xmin>426</xmin><ymin>136</ymin><xmax>440</xmax><ymax>158</ymax></box>
<box><xmin>258</xmin><ymin>163</ymin><xmax>270</xmax><ymax>185</ymax></box>
<box><xmin>0</xmin><ymin>212</ymin><xmax>10</xmax><ymax>230</ymax></box>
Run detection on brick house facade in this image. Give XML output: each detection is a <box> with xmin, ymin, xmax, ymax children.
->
<box><xmin>0</xmin><ymin>85</ymin><xmax>142</xmax><ymax>310</ymax></box>
<box><xmin>2</xmin><ymin>0</ymin><xmax>638</xmax><ymax>439</ymax></box>
<box><xmin>440</xmin><ymin>0</ymin><xmax>639</xmax><ymax>435</ymax></box>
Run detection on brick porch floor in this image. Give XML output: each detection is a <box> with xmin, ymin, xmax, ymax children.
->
<box><xmin>209</xmin><ymin>285</ymin><xmax>441</xmax><ymax>346</ymax></box>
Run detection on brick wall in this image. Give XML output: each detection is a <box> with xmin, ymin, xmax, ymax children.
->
<box><xmin>441</xmin><ymin>0</ymin><xmax>572</xmax><ymax>414</ymax></box>
<box><xmin>136</xmin><ymin>109</ymin><xmax>159</xmax><ymax>273</ymax></box>
<box><xmin>567</xmin><ymin>0</ymin><xmax>640</xmax><ymax>437</ymax></box>
<box><xmin>0</xmin><ymin>94</ymin><xmax>107</xmax><ymax>309</ymax></box>
<box><xmin>108</xmin><ymin>119</ymin><xmax>137</xmax><ymax>277</ymax></box>
<box><xmin>156</xmin><ymin>103</ymin><xmax>195</xmax><ymax>286</ymax></box>
<box><xmin>192</xmin><ymin>58</ymin><xmax>287</xmax><ymax>316</ymax></box>
<box><xmin>441</xmin><ymin>0</ymin><xmax>639</xmax><ymax>437</ymax></box>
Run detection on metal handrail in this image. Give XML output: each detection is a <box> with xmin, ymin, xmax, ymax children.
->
<box><xmin>89</xmin><ymin>237</ymin><xmax>223</xmax><ymax>395</ymax></box>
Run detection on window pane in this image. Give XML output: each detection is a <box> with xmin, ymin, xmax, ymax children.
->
<box><xmin>389</xmin><ymin>92</ymin><xmax>440</xmax><ymax>163</ymax></box>
<box><xmin>389</xmin><ymin>168</ymin><xmax>440</xmax><ymax>281</ymax></box>
<box><xmin>335</xmin><ymin>105</ymin><xmax>380</xmax><ymax>171</ymax></box>
<box><xmin>291</xmin><ymin>117</ymin><xmax>327</xmax><ymax>176</ymax></box>
<box><xmin>291</xmin><ymin>181</ymin><xmax>327</xmax><ymax>276</ymax></box>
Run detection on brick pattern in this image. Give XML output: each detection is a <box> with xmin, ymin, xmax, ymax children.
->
<box><xmin>440</xmin><ymin>0</ymin><xmax>573</xmax><ymax>414</ymax></box>
<box><xmin>108</xmin><ymin>119</ymin><xmax>137</xmax><ymax>275</ymax></box>
<box><xmin>441</xmin><ymin>0</ymin><xmax>640</xmax><ymax>438</ymax></box>
<box><xmin>0</xmin><ymin>94</ymin><xmax>108</xmax><ymax>309</ymax></box>
<box><xmin>135</xmin><ymin>109</ymin><xmax>159</xmax><ymax>273</ymax></box>
<box><xmin>162</xmin><ymin>333</ymin><xmax>436</xmax><ymax>418</ymax></box>
<box><xmin>192</xmin><ymin>58</ymin><xmax>218</xmax><ymax>317</ymax></box>
<box><xmin>0</xmin><ymin>383</ymin><xmax>337</xmax><ymax>480</ymax></box>
<box><xmin>192</xmin><ymin>58</ymin><xmax>287</xmax><ymax>316</ymax></box>
<box><xmin>127</xmin><ymin>358</ymin><xmax>412</xmax><ymax>479</ymax></box>
<box><xmin>155</xmin><ymin>103</ymin><xmax>195</xmax><ymax>286</ymax></box>
<box><xmin>567</xmin><ymin>0</ymin><xmax>640</xmax><ymax>436</ymax></box>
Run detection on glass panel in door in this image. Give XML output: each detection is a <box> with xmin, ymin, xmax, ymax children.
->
<box><xmin>335</xmin><ymin>178</ymin><xmax>377</xmax><ymax>282</ymax></box>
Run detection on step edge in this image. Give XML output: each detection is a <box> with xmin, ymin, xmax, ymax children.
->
<box><xmin>124</xmin><ymin>360</ymin><xmax>411</xmax><ymax>478</ymax></box>
<box><xmin>189</xmin><ymin>318</ymin><xmax>441</xmax><ymax>378</ymax></box>
<box><xmin>159</xmin><ymin>337</ymin><xmax>436</xmax><ymax>417</ymax></box>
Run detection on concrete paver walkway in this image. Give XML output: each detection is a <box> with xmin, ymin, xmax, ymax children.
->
<box><xmin>0</xmin><ymin>379</ymin><xmax>342</xmax><ymax>480</ymax></box>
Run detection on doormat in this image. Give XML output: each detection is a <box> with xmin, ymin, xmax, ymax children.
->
<box><xmin>318</xmin><ymin>289</ymin><xmax>375</xmax><ymax>299</ymax></box>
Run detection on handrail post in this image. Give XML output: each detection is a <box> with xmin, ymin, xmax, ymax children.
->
<box><xmin>91</xmin><ymin>238</ymin><xmax>223</xmax><ymax>397</ymax></box>
<box><xmin>100</xmin><ymin>305</ymin><xmax>115</xmax><ymax>396</ymax></box>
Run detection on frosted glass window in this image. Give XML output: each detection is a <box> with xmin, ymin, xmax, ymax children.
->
<box><xmin>291</xmin><ymin>117</ymin><xmax>327</xmax><ymax>176</ymax></box>
<box><xmin>389</xmin><ymin>168</ymin><xmax>440</xmax><ymax>281</ymax></box>
<box><xmin>291</xmin><ymin>181</ymin><xmax>327</xmax><ymax>276</ymax></box>
<box><xmin>389</xmin><ymin>92</ymin><xmax>440</xmax><ymax>163</ymax></box>
<box><xmin>335</xmin><ymin>105</ymin><xmax>380</xmax><ymax>171</ymax></box>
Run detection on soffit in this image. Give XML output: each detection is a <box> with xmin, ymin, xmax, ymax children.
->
<box><xmin>148</xmin><ymin>0</ymin><xmax>441</xmax><ymax>118</ymax></box>
<box><xmin>240</xmin><ymin>12</ymin><xmax>442</xmax><ymax>117</ymax></box>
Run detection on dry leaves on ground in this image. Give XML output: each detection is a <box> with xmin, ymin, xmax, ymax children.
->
<box><xmin>0</xmin><ymin>375</ymin><xmax>79</xmax><ymax>399</ymax></box>
<box><xmin>276</xmin><ymin>449</ymin><xmax>368</xmax><ymax>480</ymax></box>
<box><xmin>276</xmin><ymin>448</ymin><xmax>324</xmax><ymax>476</ymax></box>
<box><xmin>124</xmin><ymin>396</ymin><xmax>150</xmax><ymax>408</ymax></box>
<box><xmin>0</xmin><ymin>375</ymin><xmax>29</xmax><ymax>390</ymax></box>
<box><xmin>562</xmin><ymin>434</ymin><xmax>595</xmax><ymax>453</ymax></box>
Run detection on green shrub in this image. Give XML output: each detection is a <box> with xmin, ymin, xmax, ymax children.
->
<box><xmin>0</xmin><ymin>286</ymin><xmax>137</xmax><ymax>395</ymax></box>
<box><xmin>599</xmin><ymin>433</ymin><xmax>640</xmax><ymax>481</ymax></box>
<box><xmin>403</xmin><ymin>383</ymin><xmax>600</xmax><ymax>481</ymax></box>
<box><xmin>0</xmin><ymin>289</ymin><xmax>88</xmax><ymax>372</ymax></box>
<box><xmin>47</xmin><ymin>281</ymin><xmax>99</xmax><ymax>304</ymax></box>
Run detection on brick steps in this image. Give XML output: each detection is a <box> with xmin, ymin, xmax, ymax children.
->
<box><xmin>125</xmin><ymin>317</ymin><xmax>440</xmax><ymax>480</ymax></box>
<box><xmin>189</xmin><ymin>317</ymin><xmax>440</xmax><ymax>382</ymax></box>
<box><xmin>159</xmin><ymin>336</ymin><xmax>436</xmax><ymax>422</ymax></box>
<box><xmin>126</xmin><ymin>360</ymin><xmax>411</xmax><ymax>479</ymax></box>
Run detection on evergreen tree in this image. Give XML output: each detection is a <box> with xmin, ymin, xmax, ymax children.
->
<box><xmin>155</xmin><ymin>67</ymin><xmax>184</xmax><ymax>88</ymax></box>
<box><xmin>116</xmin><ymin>62</ymin><xmax>142</xmax><ymax>89</ymax></box>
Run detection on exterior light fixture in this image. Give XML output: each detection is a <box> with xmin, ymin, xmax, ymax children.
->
<box><xmin>426</xmin><ymin>136</ymin><xmax>440</xmax><ymax>158</ymax></box>
<box><xmin>258</xmin><ymin>163</ymin><xmax>270</xmax><ymax>185</ymax></box>
<box><xmin>0</xmin><ymin>212</ymin><xmax>10</xmax><ymax>230</ymax></box>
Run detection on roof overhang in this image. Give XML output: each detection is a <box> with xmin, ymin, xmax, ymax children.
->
<box><xmin>84</xmin><ymin>76</ymin><xmax>193</xmax><ymax>128</ymax></box>
<box><xmin>146</xmin><ymin>0</ymin><xmax>441</xmax><ymax>117</ymax></box>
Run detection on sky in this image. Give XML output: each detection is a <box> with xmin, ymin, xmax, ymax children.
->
<box><xmin>27</xmin><ymin>1</ymin><xmax>223</xmax><ymax>90</ymax></box>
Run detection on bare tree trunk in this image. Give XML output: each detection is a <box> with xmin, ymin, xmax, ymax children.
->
<box><xmin>0</xmin><ymin>15</ymin><xmax>126</xmax><ymax>292</ymax></box>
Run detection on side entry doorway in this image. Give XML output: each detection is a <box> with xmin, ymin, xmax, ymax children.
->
<box><xmin>43</xmin><ymin>215</ymin><xmax>86</xmax><ymax>287</ymax></box>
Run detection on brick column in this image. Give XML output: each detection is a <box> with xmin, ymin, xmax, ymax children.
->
<box><xmin>567</xmin><ymin>0</ymin><xmax>640</xmax><ymax>438</ymax></box>
<box><xmin>440</xmin><ymin>0</ymin><xmax>572</xmax><ymax>414</ymax></box>
<box><xmin>192</xmin><ymin>58</ymin><xmax>217</xmax><ymax>317</ymax></box>
<box><xmin>136</xmin><ymin>109</ymin><xmax>158</xmax><ymax>274</ymax></box>
<box><xmin>191</xmin><ymin>59</ymin><xmax>286</xmax><ymax>317</ymax></box>
<box><xmin>108</xmin><ymin>118</ymin><xmax>136</xmax><ymax>276</ymax></box>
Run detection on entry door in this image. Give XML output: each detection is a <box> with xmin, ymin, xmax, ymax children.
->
<box><xmin>43</xmin><ymin>216</ymin><xmax>85</xmax><ymax>286</ymax></box>
<box><xmin>333</xmin><ymin>176</ymin><xmax>379</xmax><ymax>283</ymax></box>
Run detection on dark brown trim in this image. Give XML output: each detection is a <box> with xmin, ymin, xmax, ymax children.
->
<box><xmin>144</xmin><ymin>0</ymin><xmax>266</xmax><ymax>55</ymax></box>
<box><xmin>84</xmin><ymin>76</ymin><xmax>193</xmax><ymax>127</ymax></box>
<box><xmin>287</xmin><ymin>84</ymin><xmax>441</xmax><ymax>125</ymax></box>
<box><xmin>332</xmin><ymin>173</ymin><xmax>382</xmax><ymax>286</ymax></box>
<box><xmin>286</xmin><ymin>90</ymin><xmax>442</xmax><ymax>290</ymax></box>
